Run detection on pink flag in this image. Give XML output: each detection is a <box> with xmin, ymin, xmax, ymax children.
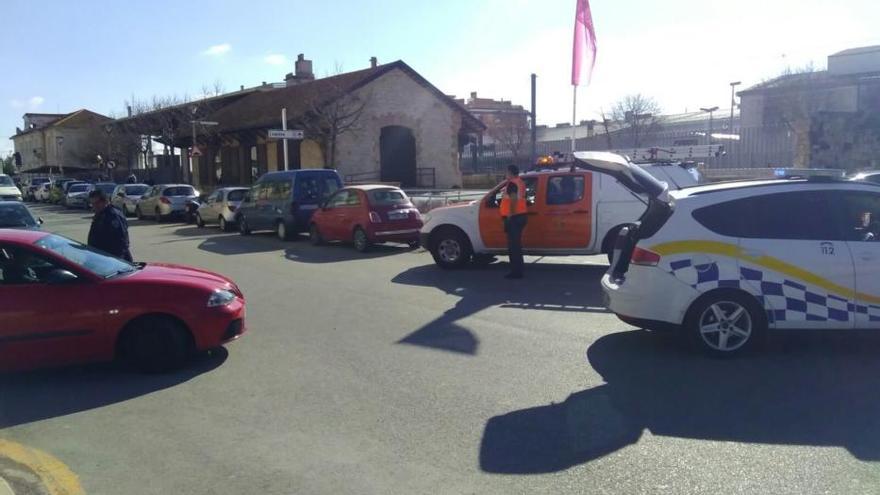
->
<box><xmin>571</xmin><ymin>0</ymin><xmax>597</xmax><ymax>86</ymax></box>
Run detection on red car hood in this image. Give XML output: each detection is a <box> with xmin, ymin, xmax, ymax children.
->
<box><xmin>129</xmin><ymin>263</ymin><xmax>238</xmax><ymax>291</ymax></box>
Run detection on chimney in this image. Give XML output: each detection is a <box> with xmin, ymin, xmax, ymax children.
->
<box><xmin>370</xmin><ymin>56</ymin><xmax>378</xmax><ymax>68</ymax></box>
<box><xmin>240</xmin><ymin>85</ymin><xmax>244</xmax><ymax>91</ymax></box>
<box><xmin>295</xmin><ymin>54</ymin><xmax>314</xmax><ymax>81</ymax></box>
<box><xmin>127</xmin><ymin>105</ymin><xmax>132</xmax><ymax>117</ymax></box>
<box><xmin>470</xmin><ymin>91</ymin><xmax>478</xmax><ymax>100</ymax></box>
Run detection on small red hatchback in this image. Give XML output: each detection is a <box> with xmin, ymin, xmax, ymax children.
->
<box><xmin>0</xmin><ymin>229</ymin><xmax>246</xmax><ymax>372</ymax></box>
<box><xmin>309</xmin><ymin>185</ymin><xmax>423</xmax><ymax>252</ymax></box>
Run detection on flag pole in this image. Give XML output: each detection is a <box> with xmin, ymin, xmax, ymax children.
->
<box><xmin>571</xmin><ymin>85</ymin><xmax>577</xmax><ymax>156</ymax></box>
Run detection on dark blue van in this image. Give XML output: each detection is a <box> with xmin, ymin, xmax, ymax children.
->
<box><xmin>236</xmin><ymin>169</ymin><xmax>342</xmax><ymax>240</ymax></box>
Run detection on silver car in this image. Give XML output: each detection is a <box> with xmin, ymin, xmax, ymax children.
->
<box><xmin>65</xmin><ymin>182</ymin><xmax>93</xmax><ymax>209</ymax></box>
<box><xmin>112</xmin><ymin>183</ymin><xmax>150</xmax><ymax>217</ymax></box>
<box><xmin>196</xmin><ymin>187</ymin><xmax>248</xmax><ymax>231</ymax></box>
<box><xmin>135</xmin><ymin>184</ymin><xmax>198</xmax><ymax>222</ymax></box>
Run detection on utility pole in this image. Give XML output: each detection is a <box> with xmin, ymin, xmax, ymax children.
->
<box><xmin>729</xmin><ymin>81</ymin><xmax>741</xmax><ymax>135</ymax></box>
<box><xmin>530</xmin><ymin>73</ymin><xmax>537</xmax><ymax>166</ymax></box>
<box><xmin>281</xmin><ymin>108</ymin><xmax>289</xmax><ymax>171</ymax></box>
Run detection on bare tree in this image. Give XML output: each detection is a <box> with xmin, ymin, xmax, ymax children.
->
<box><xmin>611</xmin><ymin>94</ymin><xmax>662</xmax><ymax>148</ymax></box>
<box><xmin>296</xmin><ymin>82</ymin><xmax>371</xmax><ymax>169</ymax></box>
<box><xmin>762</xmin><ymin>65</ymin><xmax>827</xmax><ymax>167</ymax></box>
<box><xmin>488</xmin><ymin>112</ymin><xmax>530</xmax><ymax>164</ymax></box>
<box><xmin>599</xmin><ymin>108</ymin><xmax>614</xmax><ymax>149</ymax></box>
<box><xmin>119</xmin><ymin>88</ymin><xmax>227</xmax><ymax>181</ymax></box>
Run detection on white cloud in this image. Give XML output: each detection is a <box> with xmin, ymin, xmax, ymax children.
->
<box><xmin>9</xmin><ymin>96</ymin><xmax>44</xmax><ymax>109</ymax></box>
<box><xmin>202</xmin><ymin>43</ymin><xmax>231</xmax><ymax>57</ymax></box>
<box><xmin>264</xmin><ymin>54</ymin><xmax>288</xmax><ymax>66</ymax></box>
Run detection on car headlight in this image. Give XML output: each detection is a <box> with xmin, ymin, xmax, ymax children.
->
<box><xmin>207</xmin><ymin>289</ymin><xmax>236</xmax><ymax>307</ymax></box>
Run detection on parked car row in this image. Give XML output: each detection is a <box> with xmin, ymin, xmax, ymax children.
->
<box><xmin>0</xmin><ymin>174</ymin><xmax>23</xmax><ymax>201</ymax></box>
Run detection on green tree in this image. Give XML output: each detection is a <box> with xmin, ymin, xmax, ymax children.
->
<box><xmin>1</xmin><ymin>155</ymin><xmax>14</xmax><ymax>176</ymax></box>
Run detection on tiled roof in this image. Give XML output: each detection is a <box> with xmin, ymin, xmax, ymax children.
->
<box><xmin>208</xmin><ymin>60</ymin><xmax>485</xmax><ymax>133</ymax></box>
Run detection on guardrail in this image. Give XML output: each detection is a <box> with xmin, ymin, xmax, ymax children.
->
<box><xmin>405</xmin><ymin>188</ymin><xmax>487</xmax><ymax>213</ymax></box>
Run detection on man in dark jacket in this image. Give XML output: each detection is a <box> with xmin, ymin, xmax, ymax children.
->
<box><xmin>88</xmin><ymin>189</ymin><xmax>133</xmax><ymax>261</ymax></box>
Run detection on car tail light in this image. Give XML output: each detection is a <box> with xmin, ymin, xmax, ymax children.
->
<box><xmin>411</xmin><ymin>209</ymin><xmax>421</xmax><ymax>219</ymax></box>
<box><xmin>369</xmin><ymin>211</ymin><xmax>382</xmax><ymax>223</ymax></box>
<box><xmin>631</xmin><ymin>246</ymin><xmax>661</xmax><ymax>266</ymax></box>
<box><xmin>159</xmin><ymin>197</ymin><xmax>171</xmax><ymax>205</ymax></box>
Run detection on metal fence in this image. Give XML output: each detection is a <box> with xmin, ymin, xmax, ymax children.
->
<box><xmin>462</xmin><ymin>125</ymin><xmax>798</xmax><ymax>173</ymax></box>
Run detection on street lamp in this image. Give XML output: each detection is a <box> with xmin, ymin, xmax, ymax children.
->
<box><xmin>700</xmin><ymin>106</ymin><xmax>719</xmax><ymax>144</ymax></box>
<box><xmin>729</xmin><ymin>81</ymin><xmax>741</xmax><ymax>136</ymax></box>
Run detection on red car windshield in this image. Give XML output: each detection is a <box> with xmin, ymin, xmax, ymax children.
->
<box><xmin>34</xmin><ymin>233</ymin><xmax>136</xmax><ymax>278</ymax></box>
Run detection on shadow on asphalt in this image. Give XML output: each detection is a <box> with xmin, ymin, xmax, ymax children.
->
<box><xmin>283</xmin><ymin>242</ymin><xmax>414</xmax><ymax>264</ymax></box>
<box><xmin>479</xmin><ymin>329</ymin><xmax>880</xmax><ymax>473</ymax></box>
<box><xmin>0</xmin><ymin>349</ymin><xmax>228</xmax><ymax>428</ymax></box>
<box><xmin>392</xmin><ymin>262</ymin><xmax>609</xmax><ymax>355</ymax></box>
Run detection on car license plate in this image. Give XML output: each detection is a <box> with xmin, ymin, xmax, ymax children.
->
<box><xmin>388</xmin><ymin>211</ymin><xmax>407</xmax><ymax>220</ymax></box>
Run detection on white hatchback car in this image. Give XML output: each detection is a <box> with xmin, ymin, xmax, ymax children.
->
<box><xmin>576</xmin><ymin>152</ymin><xmax>880</xmax><ymax>356</ymax></box>
<box><xmin>196</xmin><ymin>187</ymin><xmax>248</xmax><ymax>231</ymax></box>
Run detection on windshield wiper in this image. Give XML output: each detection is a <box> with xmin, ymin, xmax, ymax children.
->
<box><xmin>105</xmin><ymin>267</ymin><xmax>137</xmax><ymax>279</ymax></box>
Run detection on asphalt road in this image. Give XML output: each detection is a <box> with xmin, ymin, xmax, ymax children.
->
<box><xmin>2</xmin><ymin>203</ymin><xmax>880</xmax><ymax>494</ymax></box>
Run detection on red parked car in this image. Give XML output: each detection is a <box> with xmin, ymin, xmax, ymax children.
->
<box><xmin>0</xmin><ymin>229</ymin><xmax>246</xmax><ymax>373</ymax></box>
<box><xmin>309</xmin><ymin>185</ymin><xmax>423</xmax><ymax>252</ymax></box>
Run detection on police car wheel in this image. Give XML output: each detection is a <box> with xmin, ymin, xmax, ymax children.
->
<box><xmin>219</xmin><ymin>216</ymin><xmax>228</xmax><ymax>232</ymax></box>
<box><xmin>196</xmin><ymin>213</ymin><xmax>205</xmax><ymax>228</ymax></box>
<box><xmin>684</xmin><ymin>291</ymin><xmax>766</xmax><ymax>357</ymax></box>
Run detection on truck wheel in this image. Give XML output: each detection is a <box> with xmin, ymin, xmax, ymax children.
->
<box><xmin>430</xmin><ymin>228</ymin><xmax>472</xmax><ymax>269</ymax></box>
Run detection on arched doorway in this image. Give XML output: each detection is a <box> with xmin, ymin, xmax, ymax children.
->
<box><xmin>380</xmin><ymin>126</ymin><xmax>416</xmax><ymax>187</ymax></box>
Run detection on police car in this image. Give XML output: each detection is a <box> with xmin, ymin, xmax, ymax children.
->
<box><xmin>575</xmin><ymin>151</ymin><xmax>880</xmax><ymax>356</ymax></box>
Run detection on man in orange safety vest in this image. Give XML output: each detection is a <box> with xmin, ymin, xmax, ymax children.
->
<box><xmin>500</xmin><ymin>165</ymin><xmax>528</xmax><ymax>279</ymax></box>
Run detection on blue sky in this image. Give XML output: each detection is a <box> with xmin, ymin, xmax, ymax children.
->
<box><xmin>2</xmin><ymin>0</ymin><xmax>878</xmax><ymax>156</ymax></box>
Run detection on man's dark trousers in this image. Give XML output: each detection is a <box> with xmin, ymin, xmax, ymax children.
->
<box><xmin>506</xmin><ymin>213</ymin><xmax>527</xmax><ymax>276</ymax></box>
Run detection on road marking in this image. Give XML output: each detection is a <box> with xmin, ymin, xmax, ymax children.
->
<box><xmin>0</xmin><ymin>439</ymin><xmax>84</xmax><ymax>495</ymax></box>
<box><xmin>0</xmin><ymin>478</ymin><xmax>12</xmax><ymax>495</ymax></box>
